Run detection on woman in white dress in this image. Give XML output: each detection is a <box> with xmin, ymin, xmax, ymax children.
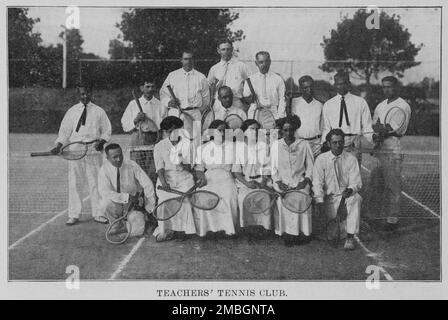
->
<box><xmin>271</xmin><ymin>115</ymin><xmax>314</xmax><ymax>246</ymax></box>
<box><xmin>195</xmin><ymin>120</ymin><xmax>239</xmax><ymax>238</ymax></box>
<box><xmin>152</xmin><ymin>116</ymin><xmax>197</xmax><ymax>241</ymax></box>
<box><xmin>232</xmin><ymin>119</ymin><xmax>272</xmax><ymax>237</ymax></box>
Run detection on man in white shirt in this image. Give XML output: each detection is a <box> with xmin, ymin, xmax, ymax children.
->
<box><xmin>160</xmin><ymin>50</ymin><xmax>210</xmax><ymax>144</ymax></box>
<box><xmin>291</xmin><ymin>75</ymin><xmax>323</xmax><ymax>158</ymax></box>
<box><xmin>121</xmin><ymin>79</ymin><xmax>166</xmax><ymax>183</ymax></box>
<box><xmin>207</xmin><ymin>39</ymin><xmax>252</xmax><ymax>112</ymax></box>
<box><xmin>51</xmin><ymin>84</ymin><xmax>112</xmax><ymax>226</ymax></box>
<box><xmin>313</xmin><ymin>129</ymin><xmax>362</xmax><ymax>250</ymax></box>
<box><xmin>243</xmin><ymin>51</ymin><xmax>286</xmax><ymax>120</ymax></box>
<box><xmin>98</xmin><ymin>143</ymin><xmax>156</xmax><ymax>236</ymax></box>
<box><xmin>321</xmin><ymin>71</ymin><xmax>373</xmax><ymax>164</ymax></box>
<box><xmin>213</xmin><ymin>86</ymin><xmax>248</xmax><ymax>122</ymax></box>
<box><xmin>369</xmin><ymin>76</ymin><xmax>412</xmax><ymax>231</ymax></box>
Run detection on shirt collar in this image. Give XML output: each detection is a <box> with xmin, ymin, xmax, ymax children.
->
<box><xmin>337</xmin><ymin>92</ymin><xmax>352</xmax><ymax>99</ymax></box>
<box><xmin>182</xmin><ymin>68</ymin><xmax>195</xmax><ymax>76</ymax></box>
<box><xmin>220</xmin><ymin>58</ymin><xmax>233</xmax><ymax>66</ymax></box>
<box><xmin>257</xmin><ymin>71</ymin><xmax>270</xmax><ymax>77</ymax></box>
<box><xmin>140</xmin><ymin>95</ymin><xmax>153</xmax><ymax>103</ymax></box>
<box><xmin>329</xmin><ymin>151</ymin><xmax>346</xmax><ymax>160</ymax></box>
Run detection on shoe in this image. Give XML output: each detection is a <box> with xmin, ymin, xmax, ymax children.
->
<box><xmin>283</xmin><ymin>235</ymin><xmax>294</xmax><ymax>247</ymax></box>
<box><xmin>295</xmin><ymin>235</ymin><xmax>312</xmax><ymax>246</ymax></box>
<box><xmin>66</xmin><ymin>218</ymin><xmax>79</xmax><ymax>226</ymax></box>
<box><xmin>344</xmin><ymin>238</ymin><xmax>356</xmax><ymax>250</ymax></box>
<box><xmin>94</xmin><ymin>216</ymin><xmax>109</xmax><ymax>224</ymax></box>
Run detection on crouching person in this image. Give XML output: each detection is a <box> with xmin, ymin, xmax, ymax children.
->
<box><xmin>98</xmin><ymin>143</ymin><xmax>156</xmax><ymax>237</ymax></box>
<box><xmin>313</xmin><ymin>129</ymin><xmax>362</xmax><ymax>250</ymax></box>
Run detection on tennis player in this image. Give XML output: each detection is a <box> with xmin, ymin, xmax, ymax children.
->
<box><xmin>321</xmin><ymin>71</ymin><xmax>373</xmax><ymax>163</ymax></box>
<box><xmin>51</xmin><ymin>84</ymin><xmax>111</xmax><ymax>226</ymax></box>
<box><xmin>369</xmin><ymin>76</ymin><xmax>412</xmax><ymax>230</ymax></box>
<box><xmin>194</xmin><ymin>120</ymin><xmax>239</xmax><ymax>238</ymax></box>
<box><xmin>121</xmin><ymin>79</ymin><xmax>166</xmax><ymax>183</ymax></box>
<box><xmin>207</xmin><ymin>39</ymin><xmax>252</xmax><ymax>112</ymax></box>
<box><xmin>243</xmin><ymin>51</ymin><xmax>286</xmax><ymax>120</ymax></box>
<box><xmin>214</xmin><ymin>86</ymin><xmax>248</xmax><ymax>122</ymax></box>
<box><xmin>160</xmin><ymin>50</ymin><xmax>210</xmax><ymax>144</ymax></box>
<box><xmin>270</xmin><ymin>115</ymin><xmax>314</xmax><ymax>246</ymax></box>
<box><xmin>98</xmin><ymin>143</ymin><xmax>156</xmax><ymax>236</ymax></box>
<box><xmin>232</xmin><ymin>119</ymin><xmax>272</xmax><ymax>235</ymax></box>
<box><xmin>313</xmin><ymin>129</ymin><xmax>362</xmax><ymax>250</ymax></box>
<box><xmin>290</xmin><ymin>75</ymin><xmax>323</xmax><ymax>158</ymax></box>
<box><xmin>152</xmin><ymin>116</ymin><xmax>197</xmax><ymax>242</ymax></box>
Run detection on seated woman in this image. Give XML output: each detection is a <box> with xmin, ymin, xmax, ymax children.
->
<box><xmin>152</xmin><ymin>116</ymin><xmax>196</xmax><ymax>241</ymax></box>
<box><xmin>232</xmin><ymin>119</ymin><xmax>272</xmax><ymax>237</ymax></box>
<box><xmin>194</xmin><ymin>120</ymin><xmax>239</xmax><ymax>238</ymax></box>
<box><xmin>270</xmin><ymin>115</ymin><xmax>314</xmax><ymax>247</ymax></box>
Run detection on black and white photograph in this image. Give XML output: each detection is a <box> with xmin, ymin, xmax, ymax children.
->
<box><xmin>3</xmin><ymin>0</ymin><xmax>446</xmax><ymax>299</ymax></box>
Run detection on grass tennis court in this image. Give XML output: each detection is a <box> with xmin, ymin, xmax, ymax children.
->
<box><xmin>8</xmin><ymin>134</ymin><xmax>440</xmax><ymax>281</ymax></box>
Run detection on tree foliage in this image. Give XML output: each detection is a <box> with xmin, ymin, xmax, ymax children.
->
<box><xmin>320</xmin><ymin>9</ymin><xmax>422</xmax><ymax>84</ymax></box>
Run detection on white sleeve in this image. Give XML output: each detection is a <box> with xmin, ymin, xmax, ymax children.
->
<box><xmin>276</xmin><ymin>77</ymin><xmax>286</xmax><ymax>118</ymax></box>
<box><xmin>55</xmin><ymin>108</ymin><xmax>75</xmax><ymax>145</ymax></box>
<box><xmin>121</xmin><ymin>101</ymin><xmax>137</xmax><ymax>133</ymax></box>
<box><xmin>100</xmin><ymin>109</ymin><xmax>112</xmax><ymax>142</ymax></box>
<box><xmin>98</xmin><ymin>167</ymin><xmax>129</xmax><ymax>204</ymax></box>
<box><xmin>133</xmin><ymin>162</ymin><xmax>156</xmax><ymax>213</ymax></box>
<box><xmin>361</xmin><ymin>99</ymin><xmax>373</xmax><ymax>143</ymax></box>
<box><xmin>348</xmin><ymin>156</ymin><xmax>362</xmax><ymax>194</ymax></box>
<box><xmin>159</xmin><ymin>74</ymin><xmax>172</xmax><ymax>108</ymax></box>
<box><xmin>321</xmin><ymin>103</ymin><xmax>332</xmax><ymax>144</ymax></box>
<box><xmin>312</xmin><ymin>157</ymin><xmax>325</xmax><ymax>203</ymax></box>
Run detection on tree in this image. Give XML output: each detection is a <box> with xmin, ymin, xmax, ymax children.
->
<box><xmin>108</xmin><ymin>9</ymin><xmax>244</xmax><ymax>86</ymax></box>
<box><xmin>320</xmin><ymin>9</ymin><xmax>422</xmax><ymax>85</ymax></box>
<box><xmin>8</xmin><ymin>8</ymin><xmax>42</xmax><ymax>86</ymax></box>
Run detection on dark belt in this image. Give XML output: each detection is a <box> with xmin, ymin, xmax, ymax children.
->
<box><xmin>299</xmin><ymin>135</ymin><xmax>321</xmax><ymax>141</ymax></box>
<box><xmin>248</xmin><ymin>175</ymin><xmax>261</xmax><ymax>179</ymax></box>
<box><xmin>168</xmin><ymin>106</ymin><xmax>200</xmax><ymax>111</ymax></box>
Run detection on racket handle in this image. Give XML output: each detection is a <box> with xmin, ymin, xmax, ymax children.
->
<box><xmin>30</xmin><ymin>151</ymin><xmax>54</xmax><ymax>157</ymax></box>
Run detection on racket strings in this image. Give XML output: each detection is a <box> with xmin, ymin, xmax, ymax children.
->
<box><xmin>153</xmin><ymin>196</ymin><xmax>184</xmax><ymax>221</ymax></box>
<box><xmin>189</xmin><ymin>191</ymin><xmax>220</xmax><ymax>210</ymax></box>
<box><xmin>281</xmin><ymin>191</ymin><xmax>313</xmax><ymax>213</ymax></box>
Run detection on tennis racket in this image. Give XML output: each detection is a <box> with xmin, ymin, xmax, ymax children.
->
<box><xmin>224</xmin><ymin>114</ymin><xmax>245</xmax><ymax>130</ymax></box>
<box><xmin>166</xmin><ymin>84</ymin><xmax>196</xmax><ymax>141</ymax></box>
<box><xmin>152</xmin><ymin>185</ymin><xmax>220</xmax><ymax>221</ymax></box>
<box><xmin>30</xmin><ymin>139</ymin><xmax>101</xmax><ymax>160</ymax></box>
<box><xmin>243</xmin><ymin>183</ymin><xmax>313</xmax><ymax>216</ymax></box>
<box><xmin>325</xmin><ymin>196</ymin><xmax>348</xmax><ymax>247</ymax></box>
<box><xmin>105</xmin><ymin>191</ymin><xmax>143</xmax><ymax>245</ymax></box>
<box><xmin>131</xmin><ymin>90</ymin><xmax>160</xmax><ymax>145</ymax></box>
<box><xmin>246</xmin><ymin>78</ymin><xmax>276</xmax><ymax>129</ymax></box>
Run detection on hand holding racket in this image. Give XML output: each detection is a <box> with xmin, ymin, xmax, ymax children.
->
<box><xmin>105</xmin><ymin>191</ymin><xmax>143</xmax><ymax>245</ymax></box>
<box><xmin>246</xmin><ymin>78</ymin><xmax>276</xmax><ymax>129</ymax></box>
<box><xmin>325</xmin><ymin>190</ymin><xmax>350</xmax><ymax>247</ymax></box>
<box><xmin>152</xmin><ymin>185</ymin><xmax>220</xmax><ymax>221</ymax></box>
<box><xmin>31</xmin><ymin>139</ymin><xmax>101</xmax><ymax>160</ymax></box>
<box><xmin>166</xmin><ymin>84</ymin><xmax>195</xmax><ymax>140</ymax></box>
<box><xmin>131</xmin><ymin>90</ymin><xmax>160</xmax><ymax>145</ymax></box>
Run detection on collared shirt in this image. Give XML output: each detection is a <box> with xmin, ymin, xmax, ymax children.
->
<box><xmin>98</xmin><ymin>159</ymin><xmax>156</xmax><ymax>212</ymax></box>
<box><xmin>373</xmin><ymin>97</ymin><xmax>411</xmax><ymax>152</ymax></box>
<box><xmin>160</xmin><ymin>68</ymin><xmax>210</xmax><ymax>110</ymax></box>
<box><xmin>213</xmin><ymin>104</ymin><xmax>248</xmax><ymax>122</ymax></box>
<box><xmin>321</xmin><ymin>92</ymin><xmax>373</xmax><ymax>144</ymax></box>
<box><xmin>154</xmin><ymin>137</ymin><xmax>194</xmax><ymax>171</ymax></box>
<box><xmin>270</xmin><ymin>138</ymin><xmax>314</xmax><ymax>188</ymax></box>
<box><xmin>312</xmin><ymin>150</ymin><xmax>362</xmax><ymax>203</ymax></box>
<box><xmin>207</xmin><ymin>58</ymin><xmax>252</xmax><ymax>98</ymax></box>
<box><xmin>243</xmin><ymin>71</ymin><xmax>286</xmax><ymax>119</ymax></box>
<box><xmin>291</xmin><ymin>97</ymin><xmax>323</xmax><ymax>139</ymax></box>
<box><xmin>195</xmin><ymin>141</ymin><xmax>235</xmax><ymax>171</ymax></box>
<box><xmin>55</xmin><ymin>101</ymin><xmax>112</xmax><ymax>145</ymax></box>
<box><xmin>121</xmin><ymin>96</ymin><xmax>167</xmax><ymax>132</ymax></box>
<box><xmin>232</xmin><ymin>140</ymin><xmax>271</xmax><ymax>180</ymax></box>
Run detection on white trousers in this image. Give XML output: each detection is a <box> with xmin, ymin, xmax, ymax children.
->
<box><xmin>68</xmin><ymin>154</ymin><xmax>103</xmax><ymax>218</ymax></box>
<box><xmin>324</xmin><ymin>193</ymin><xmax>362</xmax><ymax>235</ymax></box>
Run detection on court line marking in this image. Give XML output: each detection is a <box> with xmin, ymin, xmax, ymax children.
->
<box><xmin>361</xmin><ymin>165</ymin><xmax>439</xmax><ymax>218</ymax></box>
<box><xmin>354</xmin><ymin>235</ymin><xmax>394</xmax><ymax>281</ymax></box>
<box><xmin>9</xmin><ymin>196</ymin><xmax>90</xmax><ymax>250</ymax></box>
<box><xmin>109</xmin><ymin>237</ymin><xmax>146</xmax><ymax>280</ymax></box>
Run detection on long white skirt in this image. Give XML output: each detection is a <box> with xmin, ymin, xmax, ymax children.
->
<box><xmin>274</xmin><ymin>184</ymin><xmax>312</xmax><ymax>236</ymax></box>
<box><xmin>153</xmin><ymin>169</ymin><xmax>197</xmax><ymax>236</ymax></box>
<box><xmin>236</xmin><ymin>181</ymin><xmax>272</xmax><ymax>230</ymax></box>
<box><xmin>195</xmin><ymin>169</ymin><xmax>239</xmax><ymax>236</ymax></box>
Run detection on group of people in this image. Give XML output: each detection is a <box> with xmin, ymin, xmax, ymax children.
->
<box><xmin>50</xmin><ymin>39</ymin><xmax>411</xmax><ymax>250</ymax></box>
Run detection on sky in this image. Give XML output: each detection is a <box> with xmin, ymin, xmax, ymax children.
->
<box><xmin>26</xmin><ymin>6</ymin><xmax>441</xmax><ymax>84</ymax></box>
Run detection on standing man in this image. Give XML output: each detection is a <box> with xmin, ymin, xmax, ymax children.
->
<box><xmin>291</xmin><ymin>75</ymin><xmax>323</xmax><ymax>158</ymax></box>
<box><xmin>321</xmin><ymin>71</ymin><xmax>373</xmax><ymax>164</ymax></box>
<box><xmin>98</xmin><ymin>143</ymin><xmax>156</xmax><ymax>236</ymax></box>
<box><xmin>51</xmin><ymin>84</ymin><xmax>112</xmax><ymax>226</ymax></box>
<box><xmin>208</xmin><ymin>39</ymin><xmax>252</xmax><ymax>112</ymax></box>
<box><xmin>313</xmin><ymin>129</ymin><xmax>362</xmax><ymax>250</ymax></box>
<box><xmin>369</xmin><ymin>76</ymin><xmax>412</xmax><ymax>231</ymax></box>
<box><xmin>160</xmin><ymin>50</ymin><xmax>210</xmax><ymax>145</ymax></box>
<box><xmin>121</xmin><ymin>79</ymin><xmax>166</xmax><ymax>183</ymax></box>
<box><xmin>243</xmin><ymin>51</ymin><xmax>286</xmax><ymax>120</ymax></box>
<box><xmin>214</xmin><ymin>86</ymin><xmax>248</xmax><ymax>122</ymax></box>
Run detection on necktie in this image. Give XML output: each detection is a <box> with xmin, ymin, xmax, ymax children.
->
<box><xmin>186</xmin><ymin>72</ymin><xmax>192</xmax><ymax>105</ymax></box>
<box><xmin>261</xmin><ymin>74</ymin><xmax>268</xmax><ymax>99</ymax></box>
<box><xmin>339</xmin><ymin>96</ymin><xmax>350</xmax><ymax>127</ymax></box>
<box><xmin>334</xmin><ymin>156</ymin><xmax>344</xmax><ymax>189</ymax></box>
<box><xmin>75</xmin><ymin>104</ymin><xmax>87</xmax><ymax>132</ymax></box>
<box><xmin>222</xmin><ymin>62</ymin><xmax>229</xmax><ymax>86</ymax></box>
<box><xmin>116</xmin><ymin>168</ymin><xmax>121</xmax><ymax>193</ymax></box>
